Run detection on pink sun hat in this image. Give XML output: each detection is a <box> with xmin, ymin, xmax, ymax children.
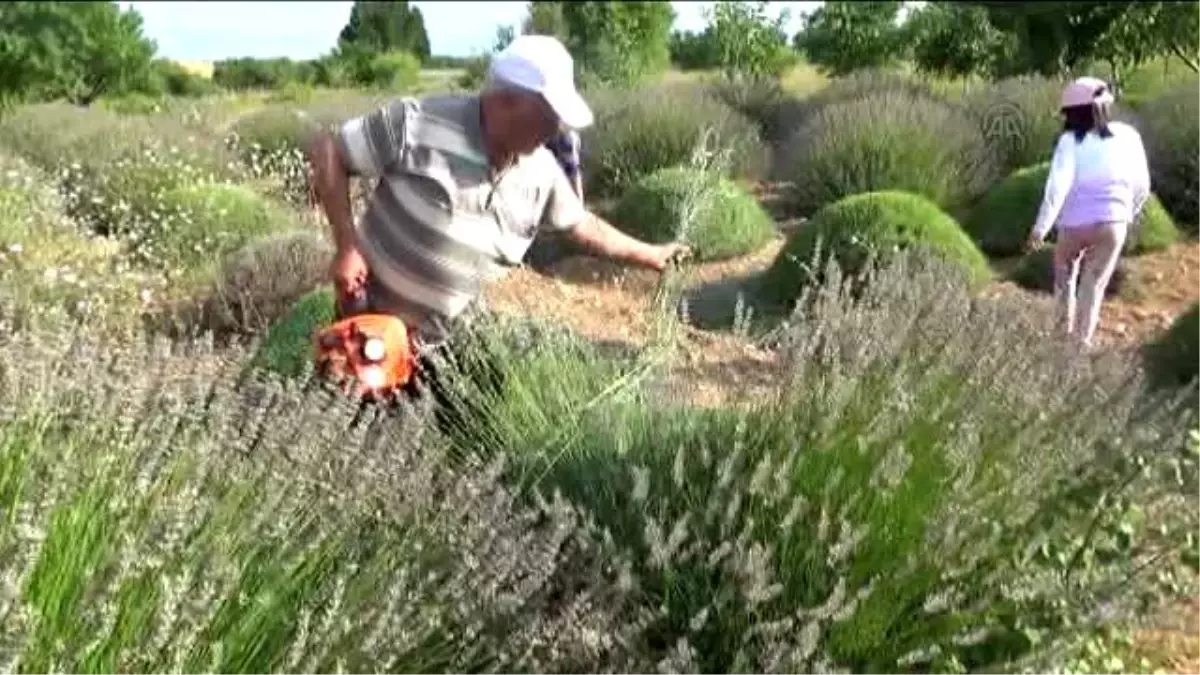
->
<box><xmin>1061</xmin><ymin>76</ymin><xmax>1116</xmax><ymax>109</ymax></box>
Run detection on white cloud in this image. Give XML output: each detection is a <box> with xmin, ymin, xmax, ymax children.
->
<box><xmin>121</xmin><ymin>1</ymin><xmax>824</xmax><ymax>61</ymax></box>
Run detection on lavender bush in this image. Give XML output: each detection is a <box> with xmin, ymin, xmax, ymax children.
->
<box><xmin>0</xmin><ymin>90</ymin><xmax>1194</xmax><ymax>675</ymax></box>
<box><xmin>778</xmin><ymin>90</ymin><xmax>999</xmax><ymax>219</ymax></box>
<box><xmin>439</xmin><ymin>253</ymin><xmax>1197</xmax><ymax>673</ymax></box>
<box><xmin>0</xmin><ymin>329</ymin><xmax>649</xmax><ymax>673</ymax></box>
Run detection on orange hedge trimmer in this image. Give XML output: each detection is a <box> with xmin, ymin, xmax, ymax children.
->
<box><xmin>312</xmin><ymin>294</ymin><xmax>419</xmax><ymax>401</ymax></box>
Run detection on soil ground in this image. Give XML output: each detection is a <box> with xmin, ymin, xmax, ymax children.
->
<box><xmin>480</xmin><ymin>211</ymin><xmax>1200</xmax><ymax>674</ymax></box>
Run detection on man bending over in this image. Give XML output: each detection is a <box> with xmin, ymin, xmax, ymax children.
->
<box><xmin>306</xmin><ymin>35</ymin><xmax>685</xmax><ymax>425</ymax></box>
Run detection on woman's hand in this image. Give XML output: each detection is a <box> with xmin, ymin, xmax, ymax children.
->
<box><xmin>1023</xmin><ymin>232</ymin><xmax>1045</xmax><ymax>253</ymax></box>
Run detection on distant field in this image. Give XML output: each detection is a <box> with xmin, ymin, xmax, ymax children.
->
<box><xmin>172</xmin><ymin>59</ymin><xmax>215</xmax><ymax>79</ymax></box>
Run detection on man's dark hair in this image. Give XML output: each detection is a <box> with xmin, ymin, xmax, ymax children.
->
<box><xmin>1061</xmin><ymin>84</ymin><xmax>1113</xmax><ymax>142</ymax></box>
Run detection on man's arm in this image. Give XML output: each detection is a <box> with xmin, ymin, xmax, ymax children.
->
<box><xmin>306</xmin><ymin>99</ymin><xmax>407</xmax><ymax>253</ymax></box>
<box><xmin>567</xmin><ymin>211</ymin><xmax>673</xmax><ymax>271</ymax></box>
<box><xmin>538</xmin><ymin>157</ymin><xmax>674</xmax><ymax>271</ymax></box>
<box><xmin>307</xmin><ymin>131</ymin><xmax>358</xmax><ymax>254</ymax></box>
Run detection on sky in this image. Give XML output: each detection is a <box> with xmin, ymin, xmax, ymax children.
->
<box><xmin>119</xmin><ymin>1</ymin><xmax>824</xmax><ymax>62</ymax></box>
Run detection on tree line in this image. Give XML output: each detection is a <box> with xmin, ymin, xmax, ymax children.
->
<box><xmin>1</xmin><ymin>1</ymin><xmax>1196</xmax><ymax>106</ymax></box>
<box><xmin>0</xmin><ymin>0</ymin><xmax>442</xmax><ymax>104</ymax></box>
<box><xmin>794</xmin><ymin>1</ymin><xmax>1199</xmax><ymax>88</ymax></box>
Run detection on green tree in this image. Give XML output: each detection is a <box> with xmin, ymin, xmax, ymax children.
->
<box><xmin>213</xmin><ymin>57</ymin><xmax>311</xmax><ymax>90</ymax></box>
<box><xmin>1092</xmin><ymin>1</ymin><xmax>1200</xmax><ymax>89</ymax></box>
<box><xmin>1154</xmin><ymin>0</ymin><xmax>1200</xmax><ymax>72</ymax></box>
<box><xmin>707</xmin><ymin>1</ymin><xmax>796</xmax><ymax>80</ymax></box>
<box><xmin>523</xmin><ymin>1</ymin><xmax>570</xmax><ymax>43</ymax></box>
<box><xmin>0</xmin><ymin>1</ymin><xmax>157</xmax><ymax>106</ymax></box>
<box><xmin>494</xmin><ymin>25</ymin><xmax>516</xmax><ymax>52</ymax></box>
<box><xmin>669</xmin><ymin>29</ymin><xmax>720</xmax><ymax>70</ymax></box>
<box><xmin>337</xmin><ymin>1</ymin><xmax>430</xmax><ymax>62</ymax></box>
<box><xmin>968</xmin><ymin>1</ymin><xmax>1131</xmax><ymax>77</ymax></box>
<box><xmin>904</xmin><ymin>2</ymin><xmax>1019</xmax><ymax>79</ymax></box>
<box><xmin>793</xmin><ymin>1</ymin><xmax>905</xmax><ymax>76</ymax></box>
<box><xmin>560</xmin><ymin>1</ymin><xmax>675</xmax><ymax>86</ymax></box>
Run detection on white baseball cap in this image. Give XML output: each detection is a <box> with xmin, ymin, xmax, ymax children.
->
<box><xmin>488</xmin><ymin>35</ymin><xmax>594</xmax><ymax>130</ymax></box>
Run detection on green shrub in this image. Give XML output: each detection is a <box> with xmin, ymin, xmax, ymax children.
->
<box><xmin>228</xmin><ymin>96</ymin><xmax>385</xmax><ymax>157</ymax></box>
<box><xmin>1126</xmin><ymin>197</ymin><xmax>1184</xmax><ymax>253</ymax></box>
<box><xmin>759</xmin><ymin>191</ymin><xmax>991</xmax><ymax>309</ymax></box>
<box><xmin>0</xmin><ymin>327</ymin><xmax>642</xmax><ymax>673</ymax></box>
<box><xmin>581</xmin><ymin>83</ymin><xmax>765</xmax><ymax>197</ymax></box>
<box><xmin>360</xmin><ymin>51</ymin><xmax>421</xmax><ymax>91</ymax></box>
<box><xmin>446</xmin><ymin>252</ymin><xmax>1197</xmax><ymax>673</ymax></box>
<box><xmin>1138</xmin><ymin>79</ymin><xmax>1199</xmax><ymax>230</ymax></box>
<box><xmin>1143</xmin><ymin>303</ymin><xmax>1200</xmax><ymax>390</ymax></box>
<box><xmin>1007</xmin><ymin>246</ymin><xmax>1127</xmax><ymax>298</ymax></box>
<box><xmin>150</xmin><ymin>58</ymin><xmax>218</xmax><ymax>98</ymax></box>
<box><xmin>965</xmin><ymin>162</ymin><xmax>1181</xmax><ymax>257</ymax></box>
<box><xmin>265</xmin><ymin>81</ymin><xmax>317</xmax><ymax>104</ymax></box>
<box><xmin>0</xmin><ymin>103</ymin><xmax>238</xmax><ymax>181</ymax></box>
<box><xmin>778</xmin><ymin>90</ymin><xmax>997</xmax><ymax>218</ymax></box>
<box><xmin>253</xmin><ymin>286</ymin><xmax>335</xmax><ymax>378</ymax></box>
<box><xmin>610</xmin><ymin>166</ymin><xmax>775</xmax><ymax>261</ymax></box>
<box><xmin>152</xmin><ymin>182</ymin><xmax>295</xmax><ymax>274</ymax></box>
<box><xmin>456</xmin><ymin>55</ymin><xmax>490</xmax><ymax>90</ymax></box>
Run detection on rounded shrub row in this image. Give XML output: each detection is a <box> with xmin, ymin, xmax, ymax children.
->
<box><xmin>965</xmin><ymin>162</ymin><xmax>1180</xmax><ymax>258</ymax></box>
<box><xmin>253</xmin><ymin>286</ymin><xmax>337</xmax><ymax>378</ymax></box>
<box><xmin>759</xmin><ymin>190</ymin><xmax>991</xmax><ymax>310</ymax></box>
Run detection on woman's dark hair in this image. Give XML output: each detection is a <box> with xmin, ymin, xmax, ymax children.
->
<box><xmin>1061</xmin><ymin>84</ymin><xmax>1114</xmax><ymax>142</ymax></box>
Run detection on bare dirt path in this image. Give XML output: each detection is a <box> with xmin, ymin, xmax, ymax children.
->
<box><xmin>484</xmin><ymin>239</ymin><xmax>1198</xmax><ymax>405</ymax></box>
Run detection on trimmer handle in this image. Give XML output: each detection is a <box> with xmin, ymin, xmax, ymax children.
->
<box><xmin>336</xmin><ymin>287</ymin><xmax>371</xmax><ymax>318</ymax></box>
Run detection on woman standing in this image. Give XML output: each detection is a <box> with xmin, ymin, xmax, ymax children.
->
<box><xmin>1024</xmin><ymin>76</ymin><xmax>1151</xmax><ymax>351</ymax></box>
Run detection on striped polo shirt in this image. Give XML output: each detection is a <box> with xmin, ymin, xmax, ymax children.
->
<box><xmin>334</xmin><ymin>94</ymin><xmax>587</xmax><ymax>345</ymax></box>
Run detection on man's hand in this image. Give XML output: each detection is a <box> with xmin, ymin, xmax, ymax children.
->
<box><xmin>647</xmin><ymin>242</ymin><xmax>692</xmax><ymax>272</ymax></box>
<box><xmin>567</xmin><ymin>213</ymin><xmax>693</xmax><ymax>272</ymax></box>
<box><xmin>330</xmin><ymin>246</ymin><xmax>369</xmax><ymax>299</ymax></box>
<box><xmin>1023</xmin><ymin>232</ymin><xmax>1044</xmax><ymax>254</ymax></box>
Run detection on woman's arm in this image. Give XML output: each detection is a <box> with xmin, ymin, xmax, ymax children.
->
<box><xmin>1030</xmin><ymin>133</ymin><xmax>1077</xmax><ymax>242</ymax></box>
<box><xmin>1127</xmin><ymin>128</ymin><xmax>1151</xmax><ymax>219</ymax></box>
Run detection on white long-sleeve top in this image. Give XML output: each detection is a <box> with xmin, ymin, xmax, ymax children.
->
<box><xmin>1031</xmin><ymin>121</ymin><xmax>1152</xmax><ymax>240</ymax></box>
